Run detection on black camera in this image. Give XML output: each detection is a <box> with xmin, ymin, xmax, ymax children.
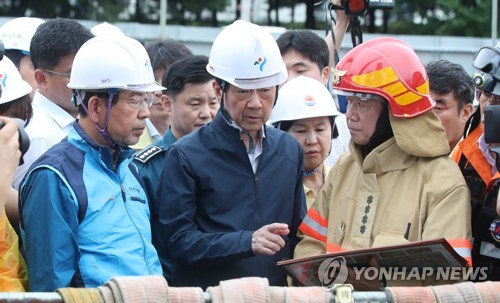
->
<box><xmin>0</xmin><ymin>118</ymin><xmax>30</xmax><ymax>165</ymax></box>
<box><xmin>474</xmin><ymin>71</ymin><xmax>496</xmax><ymax>93</ymax></box>
<box><xmin>341</xmin><ymin>0</ymin><xmax>395</xmax><ymax>16</ymax></box>
<box><xmin>484</xmin><ymin>105</ymin><xmax>500</xmax><ymax>172</ymax></box>
<box><xmin>0</xmin><ymin>40</ymin><xmax>30</xmax><ymax>165</ymax></box>
<box><xmin>0</xmin><ymin>38</ymin><xmax>3</xmax><ymax>61</ymax></box>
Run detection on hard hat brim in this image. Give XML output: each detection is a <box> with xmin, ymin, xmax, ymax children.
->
<box><xmin>0</xmin><ymin>81</ymin><xmax>31</xmax><ymax>105</ymax></box>
<box><xmin>68</xmin><ymin>82</ymin><xmax>165</xmax><ymax>93</ymax></box>
<box><xmin>208</xmin><ymin>63</ymin><xmax>288</xmax><ymax>90</ymax></box>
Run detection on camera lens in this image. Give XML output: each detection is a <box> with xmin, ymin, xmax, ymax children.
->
<box><xmin>474</xmin><ymin>75</ymin><xmax>484</xmax><ymax>87</ymax></box>
<box><xmin>0</xmin><ymin>118</ymin><xmax>30</xmax><ymax>165</ymax></box>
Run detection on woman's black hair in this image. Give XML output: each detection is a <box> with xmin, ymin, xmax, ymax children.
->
<box><xmin>0</xmin><ymin>94</ymin><xmax>33</xmax><ymax>125</ymax></box>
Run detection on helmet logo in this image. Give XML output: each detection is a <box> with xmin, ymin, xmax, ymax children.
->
<box><xmin>253</xmin><ymin>56</ymin><xmax>267</xmax><ymax>71</ymax></box>
<box><xmin>305</xmin><ymin>95</ymin><xmax>316</xmax><ymax>106</ymax></box>
<box><xmin>144</xmin><ymin>59</ymin><xmax>151</xmax><ymax>72</ymax></box>
<box><xmin>0</xmin><ymin>72</ymin><xmax>7</xmax><ymax>88</ymax></box>
<box><xmin>331</xmin><ymin>68</ymin><xmax>347</xmax><ymax>85</ymax></box>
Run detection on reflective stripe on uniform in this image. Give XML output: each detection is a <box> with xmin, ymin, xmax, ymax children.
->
<box><xmin>480</xmin><ymin>241</ymin><xmax>500</xmax><ymax>259</ymax></box>
<box><xmin>326</xmin><ymin>242</ymin><xmax>346</xmax><ymax>253</ymax></box>
<box><xmin>448</xmin><ymin>238</ymin><xmax>473</xmax><ymax>266</ymax></box>
<box><xmin>298</xmin><ymin>208</ymin><xmax>328</xmax><ymax>242</ymax></box>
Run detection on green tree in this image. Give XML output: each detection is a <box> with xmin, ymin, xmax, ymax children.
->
<box><xmin>388</xmin><ymin>0</ymin><xmax>497</xmax><ymax>37</ymax></box>
<box><xmin>165</xmin><ymin>0</ymin><xmax>228</xmax><ymax>26</ymax></box>
<box><xmin>0</xmin><ymin>0</ymin><xmax>124</xmax><ymax>21</ymax></box>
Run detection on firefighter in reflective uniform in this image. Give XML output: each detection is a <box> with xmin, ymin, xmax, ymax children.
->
<box><xmin>294</xmin><ymin>37</ymin><xmax>472</xmax><ymax>289</ymax></box>
<box><xmin>451</xmin><ymin>43</ymin><xmax>500</xmax><ymax>281</ymax></box>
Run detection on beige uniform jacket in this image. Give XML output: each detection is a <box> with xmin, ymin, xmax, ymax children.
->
<box><xmin>296</xmin><ymin>137</ymin><xmax>471</xmax><ymax>258</ymax></box>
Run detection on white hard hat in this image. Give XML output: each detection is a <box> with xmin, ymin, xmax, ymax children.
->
<box><xmin>90</xmin><ymin>22</ymin><xmax>125</xmax><ymax>37</ymax></box>
<box><xmin>206</xmin><ymin>20</ymin><xmax>287</xmax><ymax>89</ymax></box>
<box><xmin>269</xmin><ymin>76</ymin><xmax>339</xmax><ymax>124</ymax></box>
<box><xmin>0</xmin><ymin>56</ymin><xmax>32</xmax><ymax>104</ymax></box>
<box><xmin>68</xmin><ymin>35</ymin><xmax>165</xmax><ymax>100</ymax></box>
<box><xmin>0</xmin><ymin>17</ymin><xmax>45</xmax><ymax>53</ymax></box>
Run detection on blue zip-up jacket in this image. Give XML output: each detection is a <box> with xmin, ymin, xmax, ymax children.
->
<box><xmin>19</xmin><ymin>122</ymin><xmax>162</xmax><ymax>291</ymax></box>
<box><xmin>157</xmin><ymin>113</ymin><xmax>306</xmax><ymax>289</ymax></box>
<box><xmin>133</xmin><ymin>128</ymin><xmax>177</xmax><ymax>280</ymax></box>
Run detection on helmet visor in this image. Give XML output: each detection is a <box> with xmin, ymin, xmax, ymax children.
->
<box><xmin>332</xmin><ymin>89</ymin><xmax>386</xmax><ymax>102</ymax></box>
<box><xmin>473</xmin><ymin>47</ymin><xmax>500</xmax><ymax>81</ymax></box>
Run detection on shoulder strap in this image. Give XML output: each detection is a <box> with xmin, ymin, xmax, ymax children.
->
<box><xmin>134</xmin><ymin>145</ymin><xmax>163</xmax><ymax>163</ymax></box>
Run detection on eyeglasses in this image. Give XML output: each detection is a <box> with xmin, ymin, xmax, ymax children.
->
<box><xmin>119</xmin><ymin>93</ymin><xmax>154</xmax><ymax>110</ymax></box>
<box><xmin>346</xmin><ymin>95</ymin><xmax>385</xmax><ymax>114</ymax></box>
<box><xmin>476</xmin><ymin>89</ymin><xmax>500</xmax><ymax>105</ymax></box>
<box><xmin>44</xmin><ymin>69</ymin><xmax>71</xmax><ymax>78</ymax></box>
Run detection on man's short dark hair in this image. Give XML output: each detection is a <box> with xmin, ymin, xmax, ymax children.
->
<box><xmin>276</xmin><ymin>30</ymin><xmax>329</xmax><ymax>71</ymax></box>
<box><xmin>163</xmin><ymin>55</ymin><xmax>213</xmax><ymax>98</ymax></box>
<box><xmin>30</xmin><ymin>18</ymin><xmax>94</xmax><ymax>70</ymax></box>
<box><xmin>426</xmin><ymin>60</ymin><xmax>474</xmax><ymax>112</ymax></box>
<box><xmin>146</xmin><ymin>39</ymin><xmax>193</xmax><ymax>80</ymax></box>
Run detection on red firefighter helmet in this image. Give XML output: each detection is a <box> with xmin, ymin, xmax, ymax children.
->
<box><xmin>331</xmin><ymin>37</ymin><xmax>434</xmax><ymax>118</ymax></box>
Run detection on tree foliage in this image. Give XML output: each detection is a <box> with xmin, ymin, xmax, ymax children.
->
<box><xmin>163</xmin><ymin>0</ymin><xmax>229</xmax><ymax>26</ymax></box>
<box><xmin>0</xmin><ymin>0</ymin><xmax>497</xmax><ymax>37</ymax></box>
<box><xmin>388</xmin><ymin>0</ymin><xmax>497</xmax><ymax>37</ymax></box>
<box><xmin>0</xmin><ymin>0</ymin><xmax>124</xmax><ymax>21</ymax></box>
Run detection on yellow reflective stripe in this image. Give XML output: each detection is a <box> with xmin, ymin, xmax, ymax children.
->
<box><xmin>351</xmin><ymin>66</ymin><xmax>399</xmax><ymax>88</ymax></box>
<box><xmin>416</xmin><ymin>81</ymin><xmax>430</xmax><ymax>94</ymax></box>
<box><xmin>394</xmin><ymin>91</ymin><xmax>422</xmax><ymax>106</ymax></box>
<box><xmin>382</xmin><ymin>81</ymin><xmax>406</xmax><ymax>97</ymax></box>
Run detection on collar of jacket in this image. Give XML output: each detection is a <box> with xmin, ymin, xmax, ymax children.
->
<box><xmin>212</xmin><ymin>112</ymin><xmax>268</xmax><ymax>144</ymax></box>
<box><xmin>71</xmin><ymin>121</ymin><xmax>134</xmax><ymax>169</ymax></box>
<box><xmin>160</xmin><ymin>127</ymin><xmax>177</xmax><ymax>147</ymax></box>
<box><xmin>389</xmin><ymin>110</ymin><xmax>450</xmax><ymax>158</ymax></box>
<box><xmin>350</xmin><ymin>137</ymin><xmax>417</xmax><ymax>175</ymax></box>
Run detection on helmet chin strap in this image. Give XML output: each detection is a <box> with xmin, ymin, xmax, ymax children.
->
<box><xmin>304</xmin><ymin>161</ymin><xmax>324</xmax><ymax>177</ymax></box>
<box><xmin>76</xmin><ymin>89</ymin><xmax>119</xmax><ymax>149</ymax></box>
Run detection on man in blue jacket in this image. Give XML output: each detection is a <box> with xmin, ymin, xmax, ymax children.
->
<box><xmin>19</xmin><ymin>35</ymin><xmax>163</xmax><ymax>291</ymax></box>
<box><xmin>134</xmin><ymin>55</ymin><xmax>219</xmax><ymax>280</ymax></box>
<box><xmin>157</xmin><ymin>20</ymin><xmax>306</xmax><ymax>289</ymax></box>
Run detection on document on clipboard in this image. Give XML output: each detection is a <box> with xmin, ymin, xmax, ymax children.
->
<box><xmin>277</xmin><ymin>238</ymin><xmax>468</xmax><ymax>286</ymax></box>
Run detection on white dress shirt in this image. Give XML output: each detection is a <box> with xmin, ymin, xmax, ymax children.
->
<box><xmin>13</xmin><ymin>91</ymin><xmax>75</xmax><ymax>189</ymax></box>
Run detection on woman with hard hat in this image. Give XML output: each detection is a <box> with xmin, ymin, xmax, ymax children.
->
<box><xmin>0</xmin><ymin>55</ymin><xmax>32</xmax><ymax>292</ymax></box>
<box><xmin>269</xmin><ymin>76</ymin><xmax>339</xmax><ymax>209</ymax></box>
